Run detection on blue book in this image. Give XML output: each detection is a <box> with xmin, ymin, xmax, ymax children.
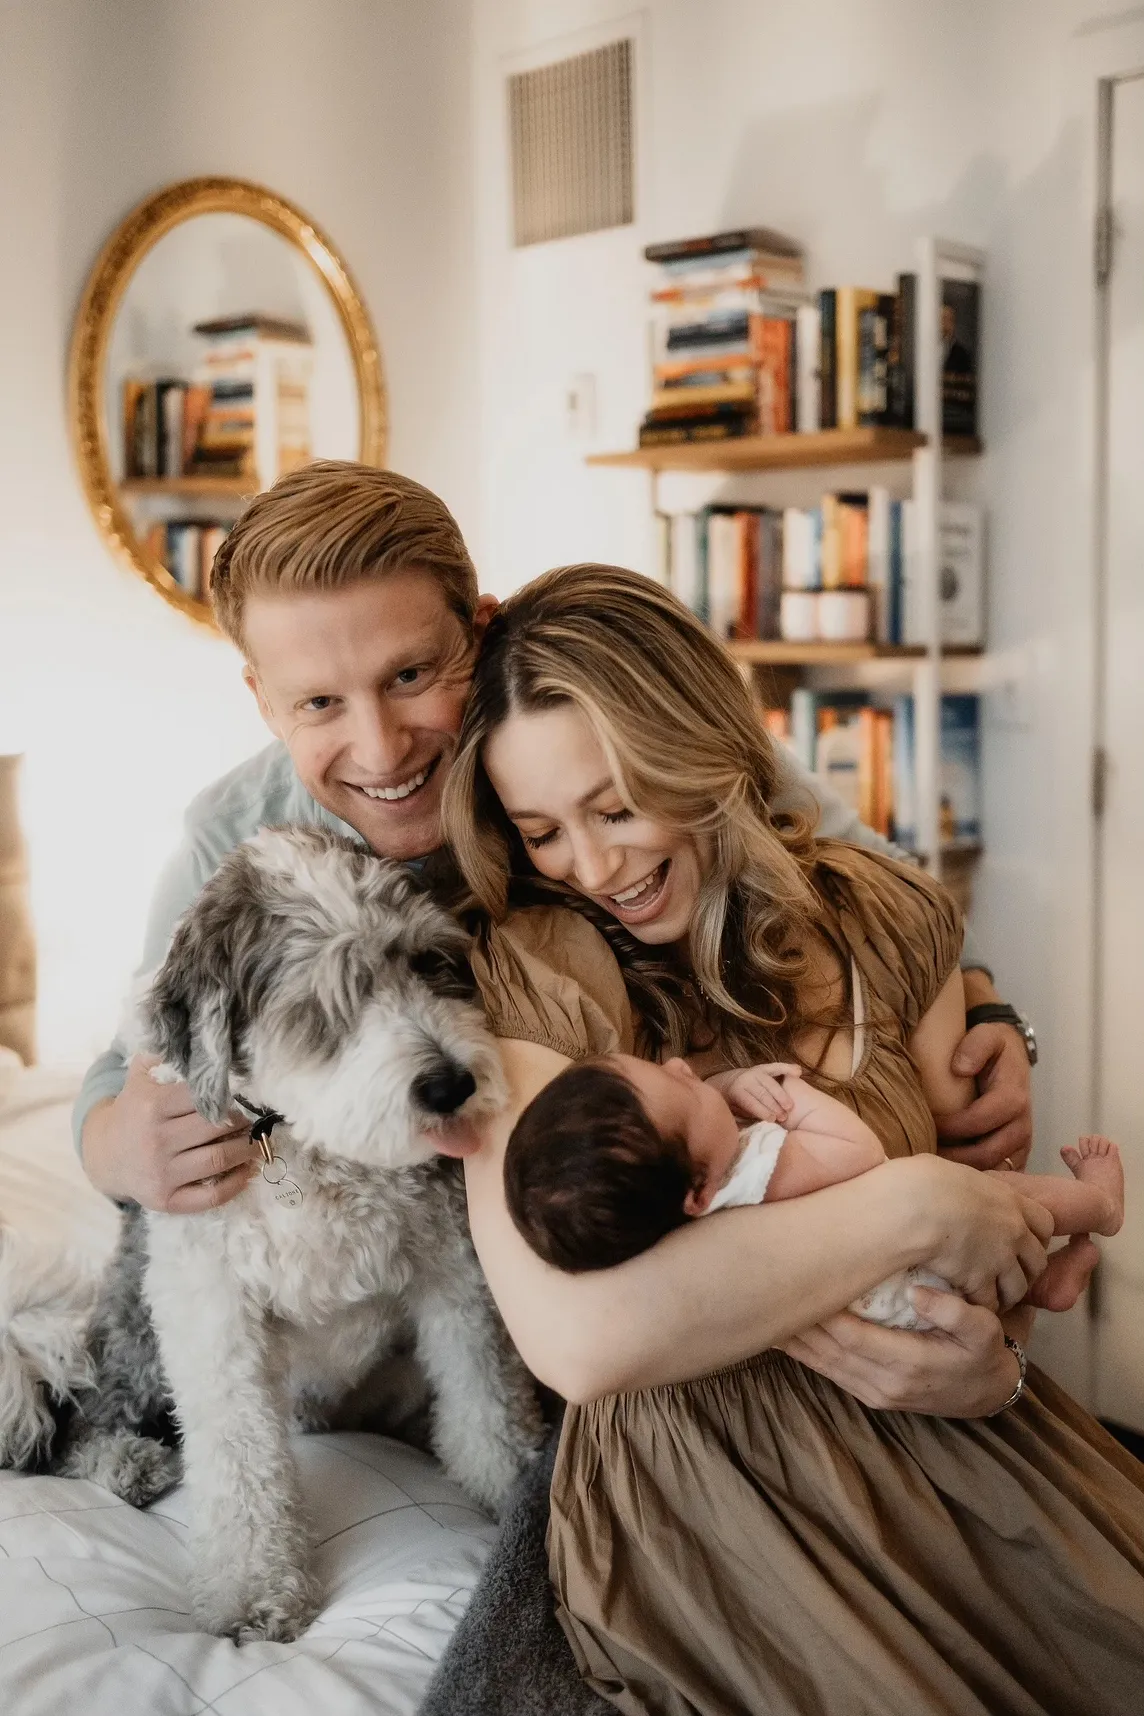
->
<box><xmin>940</xmin><ymin>694</ymin><xmax>981</xmax><ymax>844</ymax></box>
<box><xmin>888</xmin><ymin>500</ymin><xmax>904</xmax><ymax>645</ymax></box>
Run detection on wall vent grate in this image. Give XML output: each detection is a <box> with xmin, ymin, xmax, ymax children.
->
<box><xmin>508</xmin><ymin>39</ymin><xmax>634</xmax><ymax>247</ymax></box>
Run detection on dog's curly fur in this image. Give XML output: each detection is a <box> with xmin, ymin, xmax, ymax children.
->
<box><xmin>4</xmin><ymin>827</ymin><xmax>543</xmax><ymax>1644</ymax></box>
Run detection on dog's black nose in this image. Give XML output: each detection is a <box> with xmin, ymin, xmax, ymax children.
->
<box><xmin>413</xmin><ymin>1063</ymin><xmax>478</xmax><ymax>1116</ymax></box>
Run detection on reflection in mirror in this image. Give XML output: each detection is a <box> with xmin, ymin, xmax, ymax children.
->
<box><xmin>107</xmin><ymin>213</ymin><xmax>360</xmax><ymax>604</ymax></box>
<box><xmin>70</xmin><ymin>178</ymin><xmax>386</xmax><ymax>627</ymax></box>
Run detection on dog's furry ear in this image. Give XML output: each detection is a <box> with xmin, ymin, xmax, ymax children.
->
<box><xmin>142</xmin><ymin>895</ymin><xmax>242</xmax><ymax>1125</ymax></box>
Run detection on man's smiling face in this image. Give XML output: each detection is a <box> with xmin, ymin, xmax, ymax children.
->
<box><xmin>243</xmin><ymin>571</ymin><xmax>495</xmax><ymax>861</ymax></box>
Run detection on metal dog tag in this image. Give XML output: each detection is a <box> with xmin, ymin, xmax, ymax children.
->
<box><xmin>261</xmin><ymin>1153</ymin><xmax>304</xmax><ymax>1207</ymax></box>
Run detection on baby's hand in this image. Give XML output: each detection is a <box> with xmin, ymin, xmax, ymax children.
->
<box><xmin>707</xmin><ymin>1063</ymin><xmax>803</xmax><ymax>1124</ymax></box>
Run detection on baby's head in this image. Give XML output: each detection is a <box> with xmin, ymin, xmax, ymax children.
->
<box><xmin>503</xmin><ymin>1053</ymin><xmax>742</xmax><ymax>1273</ymax></box>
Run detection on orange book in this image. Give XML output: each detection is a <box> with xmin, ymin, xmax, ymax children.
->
<box><xmin>748</xmin><ymin>315</ymin><xmax>793</xmax><ymax>433</ymax></box>
<box><xmin>857</xmin><ymin>707</ymin><xmax>879</xmax><ymax>829</ymax></box>
<box><xmin>839</xmin><ymin>496</ymin><xmax>869</xmax><ymax>588</ymax></box>
<box><xmin>735</xmin><ymin>511</ymin><xmax>760</xmax><ymax>637</ymax></box>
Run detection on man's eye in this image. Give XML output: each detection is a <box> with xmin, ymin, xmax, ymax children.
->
<box><xmin>393</xmin><ymin>665</ymin><xmax>427</xmax><ymax>687</ymax></box>
<box><xmin>303</xmin><ymin>696</ymin><xmax>336</xmax><ymax>712</ymax></box>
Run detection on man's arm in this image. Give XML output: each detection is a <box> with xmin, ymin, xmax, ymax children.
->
<box><xmin>76</xmin><ymin>832</ymin><xmax>258</xmax><ymax>1211</ymax></box>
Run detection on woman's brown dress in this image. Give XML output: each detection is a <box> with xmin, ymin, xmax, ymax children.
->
<box><xmin>480</xmin><ymin>843</ymin><xmax>1144</xmax><ymax>1716</ymax></box>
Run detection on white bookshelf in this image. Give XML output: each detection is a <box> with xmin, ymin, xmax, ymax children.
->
<box><xmin>587</xmin><ymin>233</ymin><xmax>986</xmax><ymax>883</ymax></box>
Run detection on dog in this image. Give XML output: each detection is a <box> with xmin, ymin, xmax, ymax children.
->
<box><xmin>21</xmin><ymin>826</ymin><xmax>544</xmax><ymax>1644</ymax></box>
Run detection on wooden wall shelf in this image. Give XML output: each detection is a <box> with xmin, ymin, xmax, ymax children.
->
<box><xmin>588</xmin><ymin>427</ymin><xmax>981</xmax><ymax>475</ymax></box>
<box><xmin>726</xmin><ymin>640</ymin><xmax>984</xmax><ymax>666</ymax></box>
<box><xmin>121</xmin><ymin>476</ymin><xmax>253</xmax><ymax>500</ymax></box>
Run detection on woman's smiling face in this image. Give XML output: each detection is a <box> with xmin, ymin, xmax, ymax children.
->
<box><xmin>482</xmin><ymin>703</ymin><xmax>703</xmax><ymax>945</ymax></box>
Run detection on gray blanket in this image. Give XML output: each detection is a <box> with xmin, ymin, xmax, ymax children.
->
<box><xmin>420</xmin><ymin>1427</ymin><xmax>613</xmax><ymax>1716</ymax></box>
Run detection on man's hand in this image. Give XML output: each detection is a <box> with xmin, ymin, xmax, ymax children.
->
<box><xmin>939</xmin><ymin>1021</ymin><xmax>1033</xmax><ymax>1169</ymax></box>
<box><xmin>783</xmin><ymin>1293</ymin><xmax>1034</xmax><ymax>1417</ymax></box>
<box><xmin>81</xmin><ymin>1055</ymin><xmax>258</xmax><ymax>1213</ymax></box>
<box><xmin>938</xmin><ymin>971</ymin><xmax>1033</xmax><ymax>1170</ymax></box>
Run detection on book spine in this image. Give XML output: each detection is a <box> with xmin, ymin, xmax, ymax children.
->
<box><xmin>857</xmin><ymin>294</ymin><xmax>894</xmax><ymax>426</ymax></box>
<box><xmin>835</xmin><ymin>288</ymin><xmax>858</xmax><ymax>430</ymax></box>
<box><xmin>889</xmin><ymin>273</ymin><xmax>916</xmax><ymax>429</ymax></box>
<box><xmin>941</xmin><ymin>278</ymin><xmax>980</xmax><ymax>439</ymax></box>
<box><xmin>888</xmin><ymin>500</ymin><xmax>904</xmax><ymax>645</ymax></box>
<box><xmin>820</xmin><ymin>494</ymin><xmax>842</xmax><ymax>590</ymax></box>
<box><xmin>818</xmin><ymin>290</ymin><xmax>837</xmax><ymax>429</ymax></box>
<box><xmin>795</xmin><ymin>305</ymin><xmax>821</xmax><ymax>433</ymax></box>
<box><xmin>867</xmin><ymin>486</ymin><xmax>891</xmax><ymax>643</ymax></box>
<box><xmin>638</xmin><ymin>417</ymin><xmax>752</xmax><ymax>447</ymax></box>
<box><xmin>695</xmin><ymin>508</ymin><xmax>711</xmax><ymax>625</ymax></box>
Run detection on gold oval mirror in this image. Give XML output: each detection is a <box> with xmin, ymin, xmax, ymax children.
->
<box><xmin>69</xmin><ymin>177</ymin><xmax>387</xmax><ymax>628</ymax></box>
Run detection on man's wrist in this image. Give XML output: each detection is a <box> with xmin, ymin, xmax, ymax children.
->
<box><xmin>964</xmin><ymin>1003</ymin><xmax>1038</xmax><ymax>1066</ymax></box>
<box><xmin>80</xmin><ymin>1097</ymin><xmax>119</xmax><ymax>1195</ymax></box>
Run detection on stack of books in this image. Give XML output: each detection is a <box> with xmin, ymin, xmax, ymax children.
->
<box><xmin>640</xmin><ymin>228</ymin><xmax>807</xmax><ymax>447</ymax></box>
<box><xmin>191</xmin><ymin>316</ymin><xmax>313</xmax><ymax>485</ymax></box>
<box><xmin>121</xmin><ymin>314</ymin><xmax>314</xmax><ymax>486</ymax></box>
<box><xmin>140</xmin><ymin>520</ymin><xmax>230</xmax><ymax>601</ymax></box>
<box><xmin>764</xmin><ymin>690</ymin><xmax>981</xmax><ymax>849</ymax></box>
<box><xmin>635</xmin><ymin>241</ymin><xmax>981</xmax><ymax>446</ymax></box>
<box><xmin>661</xmin><ymin>495</ymin><xmax>983</xmax><ymax>648</ymax></box>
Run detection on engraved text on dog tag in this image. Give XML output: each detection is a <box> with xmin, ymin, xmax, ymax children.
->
<box><xmin>275</xmin><ymin>1180</ymin><xmax>304</xmax><ymax>1208</ymax></box>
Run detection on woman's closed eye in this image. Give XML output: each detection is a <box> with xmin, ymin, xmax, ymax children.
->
<box><xmin>520</xmin><ymin>826</ymin><xmax>559</xmax><ymax>850</ymax></box>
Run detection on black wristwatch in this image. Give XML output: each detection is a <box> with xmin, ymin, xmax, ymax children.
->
<box><xmin>964</xmin><ymin>1003</ymin><xmax>1038</xmax><ymax>1066</ymax></box>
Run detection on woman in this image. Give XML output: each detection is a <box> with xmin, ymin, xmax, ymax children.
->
<box><xmin>439</xmin><ymin>565</ymin><xmax>1144</xmax><ymax>1716</ymax></box>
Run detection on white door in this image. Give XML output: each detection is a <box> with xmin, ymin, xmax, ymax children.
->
<box><xmin>1095</xmin><ymin>70</ymin><xmax>1144</xmax><ymax>1433</ymax></box>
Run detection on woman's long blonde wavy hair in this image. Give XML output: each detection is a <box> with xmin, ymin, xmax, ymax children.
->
<box><xmin>444</xmin><ymin>564</ymin><xmax>825</xmax><ymax>1064</ymax></box>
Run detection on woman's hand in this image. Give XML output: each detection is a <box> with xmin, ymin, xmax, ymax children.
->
<box><xmin>783</xmin><ymin>1295</ymin><xmax>1034</xmax><ymax>1417</ymax></box>
<box><xmin>886</xmin><ymin>1155</ymin><xmax>1052</xmax><ymax>1311</ymax></box>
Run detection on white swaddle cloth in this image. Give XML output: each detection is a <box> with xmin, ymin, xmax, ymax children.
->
<box><xmin>702</xmin><ymin>961</ymin><xmax>953</xmax><ymax>1330</ymax></box>
<box><xmin>703</xmin><ymin>1124</ymin><xmax>950</xmax><ymax>1329</ymax></box>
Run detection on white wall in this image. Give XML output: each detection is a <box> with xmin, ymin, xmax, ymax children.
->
<box><xmin>469</xmin><ymin>0</ymin><xmax>1144</xmax><ymax>1393</ymax></box>
<box><xmin>0</xmin><ymin>0</ymin><xmax>476</xmax><ymax>1063</ymax></box>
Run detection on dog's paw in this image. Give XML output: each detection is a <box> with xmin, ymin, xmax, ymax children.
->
<box><xmin>58</xmin><ymin>1430</ymin><xmax>181</xmax><ymax>1507</ymax></box>
<box><xmin>195</xmin><ymin>1571</ymin><xmax>321</xmax><ymax>1645</ymax></box>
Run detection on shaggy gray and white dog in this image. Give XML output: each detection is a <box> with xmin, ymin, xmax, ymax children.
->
<box><xmin>12</xmin><ymin>826</ymin><xmax>543</xmax><ymax>1644</ymax></box>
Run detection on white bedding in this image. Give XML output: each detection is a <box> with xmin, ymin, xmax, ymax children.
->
<box><xmin>0</xmin><ymin>1060</ymin><xmax>492</xmax><ymax>1715</ymax></box>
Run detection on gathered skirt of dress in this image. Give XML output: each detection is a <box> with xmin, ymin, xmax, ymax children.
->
<box><xmin>549</xmin><ymin>1352</ymin><xmax>1144</xmax><ymax>1716</ymax></box>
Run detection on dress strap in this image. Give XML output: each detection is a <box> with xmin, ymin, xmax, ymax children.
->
<box><xmin>850</xmin><ymin>957</ymin><xmax>867</xmax><ymax>1079</ymax></box>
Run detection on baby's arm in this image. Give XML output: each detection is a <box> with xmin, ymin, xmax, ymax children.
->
<box><xmin>709</xmin><ymin>1063</ymin><xmax>887</xmax><ymax>1202</ymax></box>
<box><xmin>765</xmin><ymin>1080</ymin><xmax>886</xmax><ymax>1201</ymax></box>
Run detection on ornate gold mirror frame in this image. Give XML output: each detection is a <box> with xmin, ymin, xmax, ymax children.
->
<box><xmin>68</xmin><ymin>176</ymin><xmax>388</xmax><ymax>628</ymax></box>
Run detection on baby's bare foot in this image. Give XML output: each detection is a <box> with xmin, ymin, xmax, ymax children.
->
<box><xmin>1026</xmin><ymin>1233</ymin><xmax>1102</xmax><ymax>1313</ymax></box>
<box><xmin>1060</xmin><ymin>1134</ymin><xmax>1124</xmax><ymax>1235</ymax></box>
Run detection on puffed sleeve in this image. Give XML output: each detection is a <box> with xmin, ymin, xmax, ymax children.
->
<box><xmin>470</xmin><ymin>906</ymin><xmax>636</xmax><ymax>1061</ymax></box>
<box><xmin>812</xmin><ymin>841</ymin><xmax>964</xmax><ymax>1034</ymax></box>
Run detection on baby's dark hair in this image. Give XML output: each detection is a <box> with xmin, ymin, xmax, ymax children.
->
<box><xmin>503</xmin><ymin>1058</ymin><xmax>695</xmax><ymax>1273</ymax></box>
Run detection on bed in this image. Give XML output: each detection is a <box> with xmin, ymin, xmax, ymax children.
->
<box><xmin>0</xmin><ymin>758</ymin><xmax>496</xmax><ymax>1715</ymax></box>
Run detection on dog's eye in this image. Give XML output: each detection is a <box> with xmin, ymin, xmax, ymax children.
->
<box><xmin>409</xmin><ymin>948</ymin><xmax>476</xmax><ymax>997</ymax></box>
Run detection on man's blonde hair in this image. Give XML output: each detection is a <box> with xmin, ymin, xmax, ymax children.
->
<box><xmin>210</xmin><ymin>460</ymin><xmax>479</xmax><ymax>651</ymax></box>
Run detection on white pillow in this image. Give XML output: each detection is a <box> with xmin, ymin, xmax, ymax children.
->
<box><xmin>0</xmin><ymin>1432</ymin><xmax>495</xmax><ymax>1716</ymax></box>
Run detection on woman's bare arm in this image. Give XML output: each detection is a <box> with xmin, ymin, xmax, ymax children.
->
<box><xmin>908</xmin><ymin>969</ymin><xmax>977</xmax><ymax>1124</ymax></box>
<box><xmin>464</xmin><ymin>1040</ymin><xmax>1053</xmax><ymax>1403</ymax></box>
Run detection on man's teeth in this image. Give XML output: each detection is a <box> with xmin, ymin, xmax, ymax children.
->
<box><xmin>610</xmin><ymin>865</ymin><xmax>665</xmax><ymax>906</ymax></box>
<box><xmin>360</xmin><ymin>766</ymin><xmax>430</xmax><ymax>802</ymax></box>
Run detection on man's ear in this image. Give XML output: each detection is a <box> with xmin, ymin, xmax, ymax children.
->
<box><xmin>243</xmin><ymin>662</ymin><xmax>282</xmax><ymax>738</ymax></box>
<box><xmin>471</xmin><ymin>594</ymin><xmax>499</xmax><ymax>646</ymax></box>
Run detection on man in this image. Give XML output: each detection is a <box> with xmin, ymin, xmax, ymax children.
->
<box><xmin>77</xmin><ymin>460</ymin><xmax>1034</xmax><ymax>1415</ymax></box>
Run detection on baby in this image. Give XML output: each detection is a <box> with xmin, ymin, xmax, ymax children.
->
<box><xmin>503</xmin><ymin>1054</ymin><xmax>1125</xmax><ymax>1327</ymax></box>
